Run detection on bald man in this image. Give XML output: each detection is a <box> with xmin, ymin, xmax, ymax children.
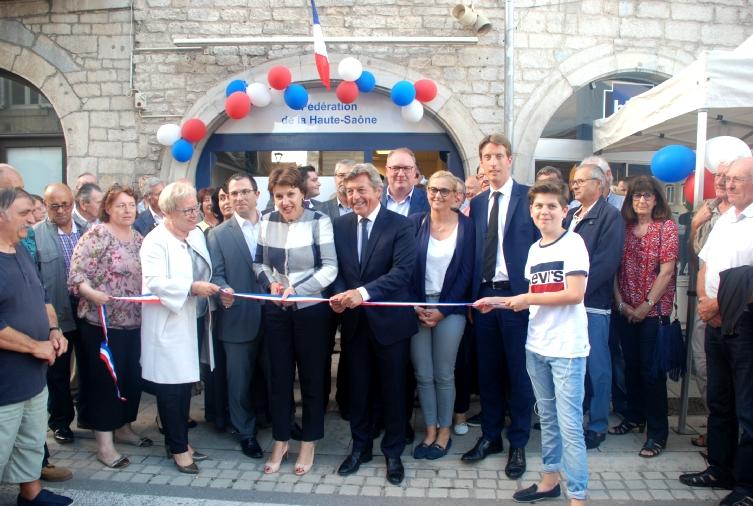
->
<box><xmin>34</xmin><ymin>184</ymin><xmax>89</xmax><ymax>445</ymax></box>
<box><xmin>0</xmin><ymin>163</ymin><xmax>24</xmax><ymax>189</ymax></box>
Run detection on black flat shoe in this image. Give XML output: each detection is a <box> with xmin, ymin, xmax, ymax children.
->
<box><xmin>461</xmin><ymin>437</ymin><xmax>503</xmax><ymax>462</ymax></box>
<box><xmin>512</xmin><ymin>483</ymin><xmax>561</xmax><ymax>503</ymax></box>
<box><xmin>385</xmin><ymin>456</ymin><xmax>404</xmax><ymax>485</ymax></box>
<box><xmin>241</xmin><ymin>438</ymin><xmax>263</xmax><ymax>459</ymax></box>
<box><xmin>505</xmin><ymin>447</ymin><xmax>526</xmax><ymax>479</ymax></box>
<box><xmin>585</xmin><ymin>430</ymin><xmax>606</xmax><ymax>450</ymax></box>
<box><xmin>679</xmin><ymin>468</ymin><xmax>734</xmax><ymax>489</ymax></box>
<box><xmin>720</xmin><ymin>490</ymin><xmax>753</xmax><ymax>505</ymax></box>
<box><xmin>426</xmin><ymin>438</ymin><xmax>452</xmax><ymax>460</ymax></box>
<box><xmin>175</xmin><ymin>461</ymin><xmax>199</xmax><ymax>474</ymax></box>
<box><xmin>337</xmin><ymin>449</ymin><xmax>373</xmax><ymax>476</ymax></box>
<box><xmin>413</xmin><ymin>442</ymin><xmax>431</xmax><ymax>459</ymax></box>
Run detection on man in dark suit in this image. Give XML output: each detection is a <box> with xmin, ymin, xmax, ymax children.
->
<box><xmin>463</xmin><ymin>133</ymin><xmax>538</xmax><ymax>479</ymax></box>
<box><xmin>206</xmin><ymin>174</ymin><xmax>264</xmax><ymax>459</ymax></box>
<box><xmin>331</xmin><ymin>163</ymin><xmax>418</xmax><ymax>486</ymax></box>
<box><xmin>380</xmin><ymin>147</ymin><xmax>429</xmax><ymax>217</ymax></box>
<box><xmin>133</xmin><ymin>177</ymin><xmax>164</xmax><ymax>237</ymax></box>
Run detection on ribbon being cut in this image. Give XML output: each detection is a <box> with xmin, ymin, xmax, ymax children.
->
<box><xmin>95</xmin><ymin>292</ymin><xmax>477</xmax><ymax>399</ymax></box>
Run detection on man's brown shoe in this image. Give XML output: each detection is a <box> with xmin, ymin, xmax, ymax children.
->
<box><xmin>40</xmin><ymin>464</ymin><xmax>73</xmax><ymax>482</ymax></box>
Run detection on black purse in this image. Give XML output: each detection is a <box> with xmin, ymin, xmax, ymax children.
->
<box><xmin>651</xmin><ymin>221</ymin><xmax>686</xmax><ymax>381</ymax></box>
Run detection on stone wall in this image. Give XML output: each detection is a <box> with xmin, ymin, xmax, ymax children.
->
<box><xmin>0</xmin><ymin>0</ymin><xmax>751</xmax><ymax>184</ymax></box>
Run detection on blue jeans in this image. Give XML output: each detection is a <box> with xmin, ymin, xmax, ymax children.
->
<box><xmin>586</xmin><ymin>312</ymin><xmax>611</xmax><ymax>433</ymax></box>
<box><xmin>526</xmin><ymin>351</ymin><xmax>588</xmax><ymax>500</ymax></box>
<box><xmin>411</xmin><ymin>313</ymin><xmax>465</xmax><ymax>428</ymax></box>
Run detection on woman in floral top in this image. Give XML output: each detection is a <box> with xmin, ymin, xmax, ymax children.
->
<box><xmin>68</xmin><ymin>185</ymin><xmax>149</xmax><ymax>469</ymax></box>
<box><xmin>610</xmin><ymin>175</ymin><xmax>678</xmax><ymax>458</ymax></box>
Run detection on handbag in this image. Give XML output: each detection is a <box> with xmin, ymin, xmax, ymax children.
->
<box><xmin>651</xmin><ymin>221</ymin><xmax>686</xmax><ymax>381</ymax></box>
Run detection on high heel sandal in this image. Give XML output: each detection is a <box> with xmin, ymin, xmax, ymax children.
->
<box><xmin>608</xmin><ymin>419</ymin><xmax>645</xmax><ymax>435</ymax></box>
<box><xmin>294</xmin><ymin>443</ymin><xmax>316</xmax><ymax>476</ymax></box>
<box><xmin>264</xmin><ymin>442</ymin><xmax>289</xmax><ymax>474</ymax></box>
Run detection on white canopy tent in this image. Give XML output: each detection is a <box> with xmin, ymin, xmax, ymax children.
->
<box><xmin>591</xmin><ymin>35</ymin><xmax>753</xmax><ymax>433</ymax></box>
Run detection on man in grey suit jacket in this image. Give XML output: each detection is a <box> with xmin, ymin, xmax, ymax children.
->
<box><xmin>206</xmin><ymin>174</ymin><xmax>264</xmax><ymax>459</ymax></box>
<box><xmin>35</xmin><ymin>184</ymin><xmax>89</xmax><ymax>444</ymax></box>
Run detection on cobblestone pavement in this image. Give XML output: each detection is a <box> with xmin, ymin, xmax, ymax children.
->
<box><xmin>0</xmin><ymin>387</ymin><xmax>728</xmax><ymax>506</ymax></box>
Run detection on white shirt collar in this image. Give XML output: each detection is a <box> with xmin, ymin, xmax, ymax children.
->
<box><xmin>234</xmin><ymin>210</ymin><xmax>260</xmax><ymax>227</ymax></box>
<box><xmin>56</xmin><ymin>219</ymin><xmax>78</xmax><ymax>235</ymax></box>
<box><xmin>730</xmin><ymin>201</ymin><xmax>753</xmax><ymax>221</ymax></box>
<box><xmin>361</xmin><ymin>203</ymin><xmax>381</xmax><ymax>223</ymax></box>
<box><xmin>488</xmin><ymin>177</ymin><xmax>513</xmax><ymax>199</ymax></box>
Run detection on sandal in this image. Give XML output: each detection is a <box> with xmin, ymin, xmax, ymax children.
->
<box><xmin>679</xmin><ymin>468</ymin><xmax>734</xmax><ymax>489</ymax></box>
<box><xmin>691</xmin><ymin>433</ymin><xmax>707</xmax><ymax>447</ymax></box>
<box><xmin>639</xmin><ymin>438</ymin><xmax>665</xmax><ymax>458</ymax></box>
<box><xmin>114</xmin><ymin>435</ymin><xmax>153</xmax><ymax>448</ymax></box>
<box><xmin>608</xmin><ymin>419</ymin><xmax>645</xmax><ymax>435</ymax></box>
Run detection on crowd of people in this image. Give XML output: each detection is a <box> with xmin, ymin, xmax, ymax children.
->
<box><xmin>1</xmin><ymin>132</ymin><xmax>752</xmax><ymax>506</ymax></box>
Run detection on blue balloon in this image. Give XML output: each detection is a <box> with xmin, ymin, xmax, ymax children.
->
<box><xmin>651</xmin><ymin>144</ymin><xmax>695</xmax><ymax>183</ymax></box>
<box><xmin>356</xmin><ymin>71</ymin><xmax>376</xmax><ymax>93</ymax></box>
<box><xmin>284</xmin><ymin>84</ymin><xmax>309</xmax><ymax>110</ymax></box>
<box><xmin>172</xmin><ymin>138</ymin><xmax>194</xmax><ymax>163</ymax></box>
<box><xmin>225</xmin><ymin>79</ymin><xmax>247</xmax><ymax>97</ymax></box>
<box><xmin>391</xmin><ymin>80</ymin><xmax>415</xmax><ymax>107</ymax></box>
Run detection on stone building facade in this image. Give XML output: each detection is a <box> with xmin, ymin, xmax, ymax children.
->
<box><xmin>0</xmin><ymin>0</ymin><xmax>751</xmax><ymax>189</ymax></box>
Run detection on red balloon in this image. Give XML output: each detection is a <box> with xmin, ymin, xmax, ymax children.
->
<box><xmin>225</xmin><ymin>91</ymin><xmax>251</xmax><ymax>120</ymax></box>
<box><xmin>268</xmin><ymin>66</ymin><xmax>292</xmax><ymax>90</ymax></box>
<box><xmin>336</xmin><ymin>81</ymin><xmax>359</xmax><ymax>104</ymax></box>
<box><xmin>683</xmin><ymin>169</ymin><xmax>716</xmax><ymax>206</ymax></box>
<box><xmin>181</xmin><ymin>118</ymin><xmax>206</xmax><ymax>143</ymax></box>
<box><xmin>414</xmin><ymin>79</ymin><xmax>437</xmax><ymax>103</ymax></box>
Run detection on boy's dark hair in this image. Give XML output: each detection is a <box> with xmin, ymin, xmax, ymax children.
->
<box><xmin>528</xmin><ymin>180</ymin><xmax>568</xmax><ymax>207</ymax></box>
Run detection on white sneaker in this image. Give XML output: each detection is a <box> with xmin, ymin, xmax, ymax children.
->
<box><xmin>453</xmin><ymin>422</ymin><xmax>469</xmax><ymax>435</ymax></box>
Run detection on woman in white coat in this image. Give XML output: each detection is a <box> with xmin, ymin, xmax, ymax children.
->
<box><xmin>140</xmin><ymin>181</ymin><xmax>225</xmax><ymax>474</ymax></box>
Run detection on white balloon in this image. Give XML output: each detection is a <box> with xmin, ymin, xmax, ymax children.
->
<box><xmin>269</xmin><ymin>88</ymin><xmax>285</xmax><ymax>106</ymax></box>
<box><xmin>704</xmin><ymin>136</ymin><xmax>752</xmax><ymax>174</ymax></box>
<box><xmin>401</xmin><ymin>100</ymin><xmax>424</xmax><ymax>123</ymax></box>
<box><xmin>156</xmin><ymin>123</ymin><xmax>181</xmax><ymax>146</ymax></box>
<box><xmin>337</xmin><ymin>57</ymin><xmax>363</xmax><ymax>82</ymax></box>
<box><xmin>247</xmin><ymin>82</ymin><xmax>271</xmax><ymax>107</ymax></box>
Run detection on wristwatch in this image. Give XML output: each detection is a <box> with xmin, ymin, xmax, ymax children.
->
<box><xmin>49</xmin><ymin>326</ymin><xmax>62</xmax><ymax>333</ymax></box>
<box><xmin>645</xmin><ymin>298</ymin><xmax>655</xmax><ymax>307</ymax></box>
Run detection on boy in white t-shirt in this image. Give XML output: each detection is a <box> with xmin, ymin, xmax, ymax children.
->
<box><xmin>475</xmin><ymin>180</ymin><xmax>590</xmax><ymax>505</ymax></box>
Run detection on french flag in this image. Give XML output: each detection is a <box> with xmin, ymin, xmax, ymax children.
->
<box><xmin>97</xmin><ymin>305</ymin><xmax>127</xmax><ymax>401</ymax></box>
<box><xmin>310</xmin><ymin>0</ymin><xmax>330</xmax><ymax>90</ymax></box>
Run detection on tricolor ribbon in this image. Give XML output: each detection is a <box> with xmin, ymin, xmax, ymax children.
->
<box><xmin>97</xmin><ymin>305</ymin><xmax>127</xmax><ymax>402</ymax></box>
<box><xmin>225</xmin><ymin>291</ymin><xmax>474</xmax><ymax>307</ymax></box>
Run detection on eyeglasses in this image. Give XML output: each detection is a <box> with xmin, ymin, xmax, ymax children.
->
<box><xmin>113</xmin><ymin>203</ymin><xmax>137</xmax><ymax>210</ymax></box>
<box><xmin>48</xmin><ymin>203</ymin><xmax>72</xmax><ymax>212</ymax></box>
<box><xmin>727</xmin><ymin>176</ymin><xmax>753</xmax><ymax>185</ymax></box>
<box><xmin>570</xmin><ymin>178</ymin><xmax>598</xmax><ymax>187</ymax></box>
<box><xmin>387</xmin><ymin>165</ymin><xmax>415</xmax><ymax>173</ymax></box>
<box><xmin>632</xmin><ymin>192</ymin><xmax>656</xmax><ymax>201</ymax></box>
<box><xmin>427</xmin><ymin>186</ymin><xmax>454</xmax><ymax>198</ymax></box>
<box><xmin>177</xmin><ymin>204</ymin><xmax>201</xmax><ymax>216</ymax></box>
<box><xmin>229</xmin><ymin>188</ymin><xmax>255</xmax><ymax>198</ymax></box>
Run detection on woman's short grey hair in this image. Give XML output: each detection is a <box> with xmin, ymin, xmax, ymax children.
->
<box><xmin>344</xmin><ymin>163</ymin><xmax>384</xmax><ymax>191</ymax></box>
<box><xmin>159</xmin><ymin>181</ymin><xmax>197</xmax><ymax>214</ymax></box>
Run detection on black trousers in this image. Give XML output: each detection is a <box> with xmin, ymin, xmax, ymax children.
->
<box><xmin>265</xmin><ymin>302</ymin><xmax>331</xmax><ymax>442</ymax></box>
<box><xmin>77</xmin><ymin>321</ymin><xmax>142</xmax><ymax>431</ymax></box>
<box><xmin>147</xmin><ymin>381</ymin><xmax>192</xmax><ymax>454</ymax></box>
<box><xmin>201</xmin><ymin>311</ymin><xmax>228</xmax><ymax>430</ymax></box>
<box><xmin>615</xmin><ymin>313</ymin><xmax>669</xmax><ymax>442</ymax></box>
<box><xmin>47</xmin><ymin>327</ymin><xmax>79</xmax><ymax>431</ymax></box>
<box><xmin>348</xmin><ymin>315</ymin><xmax>410</xmax><ymax>458</ymax></box>
<box><xmin>706</xmin><ymin>310</ymin><xmax>753</xmax><ymax>495</ymax></box>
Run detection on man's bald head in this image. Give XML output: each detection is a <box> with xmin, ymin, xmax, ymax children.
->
<box><xmin>44</xmin><ymin>183</ymin><xmax>75</xmax><ymax>230</ymax></box>
<box><xmin>0</xmin><ymin>164</ymin><xmax>24</xmax><ymax>189</ymax></box>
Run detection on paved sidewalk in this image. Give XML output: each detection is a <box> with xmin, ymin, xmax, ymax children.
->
<box><xmin>0</xmin><ymin>390</ymin><xmax>727</xmax><ymax>505</ymax></box>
